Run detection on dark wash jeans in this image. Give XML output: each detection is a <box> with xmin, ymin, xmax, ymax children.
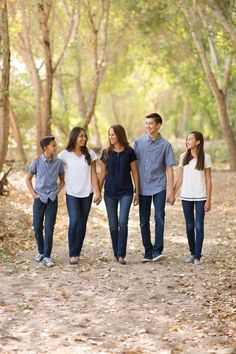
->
<box><xmin>139</xmin><ymin>190</ymin><xmax>166</xmax><ymax>259</ymax></box>
<box><xmin>66</xmin><ymin>193</ymin><xmax>93</xmax><ymax>257</ymax></box>
<box><xmin>33</xmin><ymin>197</ymin><xmax>58</xmax><ymax>258</ymax></box>
<box><xmin>182</xmin><ymin>200</ymin><xmax>205</xmax><ymax>260</ymax></box>
<box><xmin>104</xmin><ymin>194</ymin><xmax>133</xmax><ymax>258</ymax></box>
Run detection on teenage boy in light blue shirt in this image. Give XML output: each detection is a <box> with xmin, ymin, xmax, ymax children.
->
<box><xmin>134</xmin><ymin>113</ymin><xmax>175</xmax><ymax>262</ymax></box>
<box><xmin>26</xmin><ymin>136</ymin><xmax>64</xmax><ymax>267</ymax></box>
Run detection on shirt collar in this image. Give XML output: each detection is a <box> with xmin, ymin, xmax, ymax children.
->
<box><xmin>41</xmin><ymin>154</ymin><xmax>55</xmax><ymax>163</ymax></box>
<box><xmin>146</xmin><ymin>133</ymin><xmax>162</xmax><ymax>142</ymax></box>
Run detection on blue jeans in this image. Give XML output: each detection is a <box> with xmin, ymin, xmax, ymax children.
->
<box><xmin>33</xmin><ymin>197</ymin><xmax>58</xmax><ymax>258</ymax></box>
<box><xmin>139</xmin><ymin>190</ymin><xmax>166</xmax><ymax>259</ymax></box>
<box><xmin>182</xmin><ymin>200</ymin><xmax>205</xmax><ymax>260</ymax></box>
<box><xmin>66</xmin><ymin>193</ymin><xmax>93</xmax><ymax>257</ymax></box>
<box><xmin>104</xmin><ymin>194</ymin><xmax>133</xmax><ymax>258</ymax></box>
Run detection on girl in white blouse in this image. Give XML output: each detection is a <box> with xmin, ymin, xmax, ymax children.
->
<box><xmin>58</xmin><ymin>127</ymin><xmax>101</xmax><ymax>265</ymax></box>
<box><xmin>170</xmin><ymin>131</ymin><xmax>212</xmax><ymax>265</ymax></box>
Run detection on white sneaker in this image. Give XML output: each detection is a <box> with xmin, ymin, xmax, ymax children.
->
<box><xmin>194</xmin><ymin>259</ymin><xmax>202</xmax><ymax>265</ymax></box>
<box><xmin>152</xmin><ymin>254</ymin><xmax>165</xmax><ymax>262</ymax></box>
<box><xmin>43</xmin><ymin>257</ymin><xmax>54</xmax><ymax>267</ymax></box>
<box><xmin>142</xmin><ymin>257</ymin><xmax>153</xmax><ymax>263</ymax></box>
<box><xmin>185</xmin><ymin>255</ymin><xmax>194</xmax><ymax>264</ymax></box>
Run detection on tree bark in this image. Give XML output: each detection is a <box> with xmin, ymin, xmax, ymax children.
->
<box><xmin>37</xmin><ymin>0</ymin><xmax>53</xmax><ymax>137</ymax></box>
<box><xmin>0</xmin><ymin>0</ymin><xmax>10</xmax><ymax>173</ymax></box>
<box><xmin>15</xmin><ymin>2</ymin><xmax>43</xmax><ymax>153</ymax></box>
<box><xmin>9</xmin><ymin>106</ymin><xmax>27</xmax><ymax>164</ymax></box>
<box><xmin>207</xmin><ymin>0</ymin><xmax>236</xmax><ymax>47</ymax></box>
<box><xmin>179</xmin><ymin>1</ymin><xmax>236</xmax><ymax>170</ymax></box>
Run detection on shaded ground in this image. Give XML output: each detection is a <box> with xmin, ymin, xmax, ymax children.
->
<box><xmin>0</xmin><ymin>170</ymin><xmax>236</xmax><ymax>354</ymax></box>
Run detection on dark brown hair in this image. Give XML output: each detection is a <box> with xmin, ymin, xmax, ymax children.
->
<box><xmin>104</xmin><ymin>125</ymin><xmax>130</xmax><ymax>161</ymax></box>
<box><xmin>146</xmin><ymin>112</ymin><xmax>162</xmax><ymax>125</ymax></box>
<box><xmin>182</xmin><ymin>131</ymin><xmax>205</xmax><ymax>170</ymax></box>
<box><xmin>40</xmin><ymin>136</ymin><xmax>55</xmax><ymax>151</ymax></box>
<box><xmin>66</xmin><ymin>127</ymin><xmax>91</xmax><ymax>165</ymax></box>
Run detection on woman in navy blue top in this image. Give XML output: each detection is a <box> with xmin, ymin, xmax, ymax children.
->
<box><xmin>100</xmin><ymin>125</ymin><xmax>139</xmax><ymax>265</ymax></box>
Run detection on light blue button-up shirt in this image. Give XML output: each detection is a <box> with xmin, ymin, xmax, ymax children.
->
<box><xmin>29</xmin><ymin>154</ymin><xmax>64</xmax><ymax>203</ymax></box>
<box><xmin>134</xmin><ymin>134</ymin><xmax>175</xmax><ymax>196</ymax></box>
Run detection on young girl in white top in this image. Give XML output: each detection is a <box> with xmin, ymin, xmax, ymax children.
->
<box><xmin>58</xmin><ymin>127</ymin><xmax>101</xmax><ymax>265</ymax></box>
<box><xmin>171</xmin><ymin>131</ymin><xmax>212</xmax><ymax>265</ymax></box>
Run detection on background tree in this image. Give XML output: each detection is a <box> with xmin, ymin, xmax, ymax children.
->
<box><xmin>0</xmin><ymin>0</ymin><xmax>10</xmax><ymax>173</ymax></box>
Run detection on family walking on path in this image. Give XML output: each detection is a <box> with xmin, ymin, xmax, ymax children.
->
<box><xmin>26</xmin><ymin>113</ymin><xmax>212</xmax><ymax>268</ymax></box>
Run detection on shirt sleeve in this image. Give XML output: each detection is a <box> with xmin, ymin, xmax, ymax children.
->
<box><xmin>90</xmin><ymin>149</ymin><xmax>97</xmax><ymax>162</ymax></box>
<box><xmin>129</xmin><ymin>148</ymin><xmax>137</xmax><ymax>163</ymax></box>
<box><xmin>29</xmin><ymin>160</ymin><xmax>37</xmax><ymax>175</ymax></box>
<box><xmin>59</xmin><ymin>160</ymin><xmax>65</xmax><ymax>175</ymax></box>
<box><xmin>205</xmin><ymin>154</ymin><xmax>212</xmax><ymax>168</ymax></box>
<box><xmin>100</xmin><ymin>149</ymin><xmax>106</xmax><ymax>163</ymax></box>
<box><xmin>165</xmin><ymin>143</ymin><xmax>176</xmax><ymax>166</ymax></box>
<box><xmin>58</xmin><ymin>150</ymin><xmax>66</xmax><ymax>162</ymax></box>
<box><xmin>179</xmin><ymin>153</ymin><xmax>185</xmax><ymax>167</ymax></box>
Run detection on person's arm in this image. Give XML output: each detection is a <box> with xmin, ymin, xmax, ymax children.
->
<box><xmin>99</xmin><ymin>161</ymin><xmax>107</xmax><ymax>191</ymax></box>
<box><xmin>166</xmin><ymin>165</ymin><xmax>175</xmax><ymax>204</ymax></box>
<box><xmin>57</xmin><ymin>174</ymin><xmax>65</xmax><ymax>195</ymax></box>
<box><xmin>167</xmin><ymin>166</ymin><xmax>183</xmax><ymax>204</ymax></box>
<box><xmin>204</xmin><ymin>168</ymin><xmax>212</xmax><ymax>212</ymax></box>
<box><xmin>25</xmin><ymin>172</ymin><xmax>40</xmax><ymax>199</ymax></box>
<box><xmin>130</xmin><ymin>160</ymin><xmax>139</xmax><ymax>206</ymax></box>
<box><xmin>91</xmin><ymin>161</ymin><xmax>102</xmax><ymax>205</ymax></box>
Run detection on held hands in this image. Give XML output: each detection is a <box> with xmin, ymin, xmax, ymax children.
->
<box><xmin>93</xmin><ymin>193</ymin><xmax>102</xmax><ymax>206</ymax></box>
<box><xmin>167</xmin><ymin>193</ymin><xmax>175</xmax><ymax>205</ymax></box>
<box><xmin>133</xmin><ymin>192</ymin><xmax>139</xmax><ymax>206</ymax></box>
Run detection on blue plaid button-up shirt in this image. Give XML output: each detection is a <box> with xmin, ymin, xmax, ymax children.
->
<box><xmin>29</xmin><ymin>154</ymin><xmax>64</xmax><ymax>203</ymax></box>
<box><xmin>134</xmin><ymin>134</ymin><xmax>175</xmax><ymax>196</ymax></box>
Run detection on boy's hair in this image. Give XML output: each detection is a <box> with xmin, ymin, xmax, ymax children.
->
<box><xmin>146</xmin><ymin>112</ymin><xmax>162</xmax><ymax>125</ymax></box>
<box><xmin>40</xmin><ymin>136</ymin><xmax>55</xmax><ymax>151</ymax></box>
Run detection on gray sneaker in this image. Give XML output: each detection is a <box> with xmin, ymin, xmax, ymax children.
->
<box><xmin>185</xmin><ymin>255</ymin><xmax>194</xmax><ymax>264</ymax></box>
<box><xmin>152</xmin><ymin>254</ymin><xmax>165</xmax><ymax>262</ymax></box>
<box><xmin>35</xmin><ymin>254</ymin><xmax>44</xmax><ymax>262</ymax></box>
<box><xmin>194</xmin><ymin>259</ymin><xmax>202</xmax><ymax>265</ymax></box>
<box><xmin>43</xmin><ymin>257</ymin><xmax>54</xmax><ymax>267</ymax></box>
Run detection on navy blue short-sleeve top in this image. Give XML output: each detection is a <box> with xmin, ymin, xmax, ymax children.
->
<box><xmin>101</xmin><ymin>147</ymin><xmax>137</xmax><ymax>198</ymax></box>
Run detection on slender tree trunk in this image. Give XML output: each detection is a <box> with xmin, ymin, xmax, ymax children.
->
<box><xmin>179</xmin><ymin>1</ymin><xmax>236</xmax><ymax>170</ymax></box>
<box><xmin>16</xmin><ymin>1</ymin><xmax>43</xmax><ymax>153</ymax></box>
<box><xmin>191</xmin><ymin>29</ymin><xmax>236</xmax><ymax>170</ymax></box>
<box><xmin>0</xmin><ymin>0</ymin><xmax>10</xmax><ymax>173</ymax></box>
<box><xmin>9</xmin><ymin>106</ymin><xmax>27</xmax><ymax>164</ymax></box>
<box><xmin>176</xmin><ymin>97</ymin><xmax>189</xmax><ymax>138</ymax></box>
<box><xmin>92</xmin><ymin>113</ymin><xmax>102</xmax><ymax>151</ymax></box>
<box><xmin>109</xmin><ymin>93</ymin><xmax>120</xmax><ymax>124</ymax></box>
<box><xmin>38</xmin><ymin>0</ymin><xmax>53</xmax><ymax>137</ymax></box>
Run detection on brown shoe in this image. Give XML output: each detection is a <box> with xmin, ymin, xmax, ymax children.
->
<box><xmin>69</xmin><ymin>257</ymin><xmax>78</xmax><ymax>265</ymax></box>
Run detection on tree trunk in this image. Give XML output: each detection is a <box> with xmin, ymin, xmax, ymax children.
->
<box><xmin>38</xmin><ymin>0</ymin><xmax>53</xmax><ymax>137</ymax></box>
<box><xmin>0</xmin><ymin>0</ymin><xmax>10</xmax><ymax>173</ymax></box>
<box><xmin>16</xmin><ymin>1</ymin><xmax>43</xmax><ymax>153</ymax></box>
<box><xmin>179</xmin><ymin>1</ymin><xmax>236</xmax><ymax>170</ymax></box>
<box><xmin>175</xmin><ymin>97</ymin><xmax>189</xmax><ymax>138</ymax></box>
<box><xmin>92</xmin><ymin>113</ymin><xmax>102</xmax><ymax>151</ymax></box>
<box><xmin>191</xmin><ymin>29</ymin><xmax>236</xmax><ymax>170</ymax></box>
<box><xmin>9</xmin><ymin>106</ymin><xmax>27</xmax><ymax>164</ymax></box>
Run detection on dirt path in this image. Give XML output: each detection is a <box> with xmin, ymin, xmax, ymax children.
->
<box><xmin>0</xmin><ymin>171</ymin><xmax>236</xmax><ymax>354</ymax></box>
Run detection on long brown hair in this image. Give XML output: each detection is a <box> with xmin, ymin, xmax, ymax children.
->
<box><xmin>182</xmin><ymin>131</ymin><xmax>205</xmax><ymax>170</ymax></box>
<box><xmin>104</xmin><ymin>125</ymin><xmax>130</xmax><ymax>161</ymax></box>
<box><xmin>66</xmin><ymin>127</ymin><xmax>91</xmax><ymax>165</ymax></box>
